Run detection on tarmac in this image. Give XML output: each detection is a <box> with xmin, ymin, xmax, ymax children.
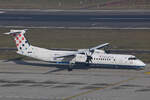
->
<box><xmin>0</xmin><ymin>60</ymin><xmax>149</xmax><ymax>100</ymax></box>
<box><xmin>0</xmin><ymin>10</ymin><xmax>150</xmax><ymax>29</ymax></box>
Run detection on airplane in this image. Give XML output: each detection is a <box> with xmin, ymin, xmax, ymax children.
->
<box><xmin>4</xmin><ymin>29</ymin><xmax>146</xmax><ymax>71</ymax></box>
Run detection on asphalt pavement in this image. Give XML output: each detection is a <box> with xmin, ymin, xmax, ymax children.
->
<box><xmin>0</xmin><ymin>10</ymin><xmax>150</xmax><ymax>29</ymax></box>
<box><xmin>0</xmin><ymin>60</ymin><xmax>149</xmax><ymax>100</ymax></box>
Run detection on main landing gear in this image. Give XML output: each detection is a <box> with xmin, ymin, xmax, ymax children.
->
<box><xmin>68</xmin><ymin>61</ymin><xmax>75</xmax><ymax>71</ymax></box>
<box><xmin>68</xmin><ymin>66</ymin><xmax>73</xmax><ymax>71</ymax></box>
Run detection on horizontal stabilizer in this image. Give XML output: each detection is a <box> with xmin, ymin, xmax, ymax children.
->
<box><xmin>3</xmin><ymin>29</ymin><xmax>28</xmax><ymax>35</ymax></box>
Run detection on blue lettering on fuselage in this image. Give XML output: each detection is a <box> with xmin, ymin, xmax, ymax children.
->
<box><xmin>56</xmin><ymin>62</ymin><xmax>70</xmax><ymax>64</ymax></box>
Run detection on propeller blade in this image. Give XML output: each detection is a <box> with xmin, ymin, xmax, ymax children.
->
<box><xmin>86</xmin><ymin>55</ymin><xmax>93</xmax><ymax>63</ymax></box>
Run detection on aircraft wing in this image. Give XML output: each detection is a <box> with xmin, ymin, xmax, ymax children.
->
<box><xmin>89</xmin><ymin>43</ymin><xmax>109</xmax><ymax>51</ymax></box>
<box><xmin>54</xmin><ymin>52</ymin><xmax>80</xmax><ymax>58</ymax></box>
<box><xmin>54</xmin><ymin>43</ymin><xmax>109</xmax><ymax>58</ymax></box>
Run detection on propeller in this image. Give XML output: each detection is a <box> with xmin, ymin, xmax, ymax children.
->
<box><xmin>104</xmin><ymin>45</ymin><xmax>111</xmax><ymax>53</ymax></box>
<box><xmin>84</xmin><ymin>49</ymin><xmax>94</xmax><ymax>65</ymax></box>
<box><xmin>86</xmin><ymin>55</ymin><xmax>93</xmax><ymax>63</ymax></box>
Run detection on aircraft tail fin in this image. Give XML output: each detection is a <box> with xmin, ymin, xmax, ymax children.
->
<box><xmin>3</xmin><ymin>29</ymin><xmax>30</xmax><ymax>53</ymax></box>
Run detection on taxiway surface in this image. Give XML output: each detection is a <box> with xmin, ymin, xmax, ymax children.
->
<box><xmin>0</xmin><ymin>10</ymin><xmax>150</xmax><ymax>28</ymax></box>
<box><xmin>0</xmin><ymin>60</ymin><xmax>149</xmax><ymax>100</ymax></box>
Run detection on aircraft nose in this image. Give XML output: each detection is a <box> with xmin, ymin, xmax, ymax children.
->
<box><xmin>138</xmin><ymin>60</ymin><xmax>146</xmax><ymax>67</ymax></box>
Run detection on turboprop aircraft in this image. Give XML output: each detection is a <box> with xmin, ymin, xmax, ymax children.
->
<box><xmin>4</xmin><ymin>29</ymin><xmax>146</xmax><ymax>71</ymax></box>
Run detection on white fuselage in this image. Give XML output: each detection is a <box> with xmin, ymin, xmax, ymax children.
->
<box><xmin>76</xmin><ymin>52</ymin><xmax>145</xmax><ymax>69</ymax></box>
<box><xmin>17</xmin><ymin>46</ymin><xmax>146</xmax><ymax>69</ymax></box>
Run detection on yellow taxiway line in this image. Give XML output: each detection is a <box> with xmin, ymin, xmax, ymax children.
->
<box><xmin>64</xmin><ymin>76</ymin><xmax>138</xmax><ymax>100</ymax></box>
<box><xmin>144</xmin><ymin>71</ymin><xmax>150</xmax><ymax>74</ymax></box>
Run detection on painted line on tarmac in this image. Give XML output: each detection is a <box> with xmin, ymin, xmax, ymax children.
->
<box><xmin>64</xmin><ymin>76</ymin><xmax>138</xmax><ymax>100</ymax></box>
<box><xmin>0</xmin><ymin>11</ymin><xmax>5</xmax><ymax>13</ymax></box>
<box><xmin>1</xmin><ymin>9</ymin><xmax>150</xmax><ymax>13</ymax></box>
<box><xmin>92</xmin><ymin>18</ymin><xmax>150</xmax><ymax>20</ymax></box>
<box><xmin>144</xmin><ymin>71</ymin><xmax>150</xmax><ymax>74</ymax></box>
<box><xmin>1</xmin><ymin>26</ymin><xmax>150</xmax><ymax>29</ymax></box>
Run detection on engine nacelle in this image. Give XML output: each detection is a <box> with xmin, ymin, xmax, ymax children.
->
<box><xmin>93</xmin><ymin>49</ymin><xmax>105</xmax><ymax>54</ymax></box>
<box><xmin>75</xmin><ymin>54</ymin><xmax>87</xmax><ymax>63</ymax></box>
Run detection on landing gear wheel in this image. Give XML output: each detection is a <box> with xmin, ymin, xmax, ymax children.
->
<box><xmin>68</xmin><ymin>67</ymin><xmax>73</xmax><ymax>71</ymax></box>
<box><xmin>85</xmin><ymin>63</ymin><xmax>90</xmax><ymax>66</ymax></box>
<box><xmin>68</xmin><ymin>60</ymin><xmax>75</xmax><ymax>71</ymax></box>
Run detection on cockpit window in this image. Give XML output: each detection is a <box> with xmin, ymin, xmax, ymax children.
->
<box><xmin>128</xmin><ymin>57</ymin><xmax>137</xmax><ymax>60</ymax></box>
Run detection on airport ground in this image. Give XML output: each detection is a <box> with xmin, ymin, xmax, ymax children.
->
<box><xmin>0</xmin><ymin>0</ymin><xmax>150</xmax><ymax>10</ymax></box>
<box><xmin>0</xmin><ymin>60</ymin><xmax>149</xmax><ymax>100</ymax></box>
<box><xmin>0</xmin><ymin>7</ymin><xmax>150</xmax><ymax>100</ymax></box>
<box><xmin>1</xmin><ymin>10</ymin><xmax>150</xmax><ymax>29</ymax></box>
